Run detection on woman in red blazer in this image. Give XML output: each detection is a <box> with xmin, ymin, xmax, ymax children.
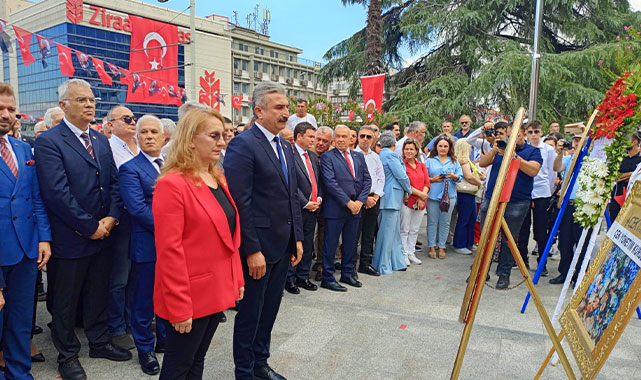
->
<box><xmin>153</xmin><ymin>107</ymin><xmax>244</xmax><ymax>380</ymax></box>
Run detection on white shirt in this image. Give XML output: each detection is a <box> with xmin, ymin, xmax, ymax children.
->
<box><xmin>294</xmin><ymin>143</ymin><xmax>322</xmax><ymax>205</ymax></box>
<box><xmin>530</xmin><ymin>140</ymin><xmax>557</xmax><ymax>199</ymax></box>
<box><xmin>64</xmin><ymin>117</ymin><xmax>94</xmax><ymax>151</ymax></box>
<box><xmin>141</xmin><ymin>151</ymin><xmax>163</xmax><ymax>173</ymax></box>
<box><xmin>628</xmin><ymin>162</ymin><xmax>641</xmax><ymax>199</ymax></box>
<box><xmin>287</xmin><ymin>113</ymin><xmax>317</xmax><ymax>130</ymax></box>
<box><xmin>354</xmin><ymin>146</ymin><xmax>385</xmax><ymax>197</ymax></box>
<box><xmin>255</xmin><ymin>122</ymin><xmax>287</xmax><ymax>169</ymax></box>
<box><xmin>109</xmin><ymin>134</ymin><xmax>138</xmax><ymax>169</ymax></box>
<box><xmin>394</xmin><ymin>136</ymin><xmax>408</xmax><ymax>157</ymax></box>
<box><xmin>1</xmin><ymin>134</ymin><xmax>18</xmax><ymax>171</ymax></box>
<box><xmin>466</xmin><ymin>127</ymin><xmax>492</xmax><ymax>153</ymax></box>
<box><xmin>161</xmin><ymin>141</ymin><xmax>171</xmax><ymax>159</ymax></box>
<box><xmin>338</xmin><ymin>148</ymin><xmax>355</xmax><ymax>175</ymax></box>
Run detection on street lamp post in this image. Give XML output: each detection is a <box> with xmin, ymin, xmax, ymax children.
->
<box><xmin>528</xmin><ymin>0</ymin><xmax>544</xmax><ymax>121</ymax></box>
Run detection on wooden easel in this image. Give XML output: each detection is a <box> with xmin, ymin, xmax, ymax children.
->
<box><xmin>450</xmin><ymin>108</ymin><xmax>576</xmax><ymax>380</ymax></box>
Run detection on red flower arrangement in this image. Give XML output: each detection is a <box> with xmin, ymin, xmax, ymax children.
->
<box><xmin>592</xmin><ymin>72</ymin><xmax>638</xmax><ymax>139</ymax></box>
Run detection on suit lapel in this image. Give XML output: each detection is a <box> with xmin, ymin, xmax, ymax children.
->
<box><xmin>136</xmin><ymin>154</ymin><xmax>159</xmax><ymax>183</ymax></box>
<box><xmin>252</xmin><ymin>127</ymin><xmax>288</xmax><ymax>188</ymax></box>
<box><xmin>89</xmin><ymin>129</ymin><xmax>102</xmax><ymax>170</ymax></box>
<box><xmin>11</xmin><ymin>139</ymin><xmax>26</xmax><ymax>196</ymax></box>
<box><xmin>293</xmin><ymin>150</ymin><xmax>311</xmax><ymax>186</ymax></box>
<box><xmin>186</xmin><ymin>178</ymin><xmax>235</xmax><ymax>252</ymax></box>
<box><xmin>61</xmin><ymin>123</ymin><xmax>99</xmax><ymax>169</ymax></box>
<box><xmin>350</xmin><ymin>150</ymin><xmax>359</xmax><ymax>177</ymax></box>
<box><xmin>335</xmin><ymin>149</ymin><xmax>355</xmax><ymax>180</ymax></box>
<box><xmin>0</xmin><ymin>138</ymin><xmax>17</xmax><ymax>185</ymax></box>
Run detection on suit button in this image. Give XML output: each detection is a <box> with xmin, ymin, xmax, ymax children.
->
<box><xmin>10</xmin><ymin>196</ymin><xmax>15</xmax><ymax>201</ymax></box>
<box><xmin>27</xmin><ymin>216</ymin><xmax>31</xmax><ymax>220</ymax></box>
<box><xmin>12</xmin><ymin>216</ymin><xmax>17</xmax><ymax>220</ymax></box>
<box><xmin>97</xmin><ymin>171</ymin><xmax>99</xmax><ymax>175</ymax></box>
<box><xmin>26</xmin><ymin>197</ymin><xmax>29</xmax><ymax>201</ymax></box>
<box><xmin>100</xmin><ymin>186</ymin><xmax>104</xmax><ymax>190</ymax></box>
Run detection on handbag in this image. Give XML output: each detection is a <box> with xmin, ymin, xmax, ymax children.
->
<box><xmin>440</xmin><ymin>178</ymin><xmax>450</xmax><ymax>212</ymax></box>
<box><xmin>456</xmin><ymin>162</ymin><xmax>480</xmax><ymax>195</ymax></box>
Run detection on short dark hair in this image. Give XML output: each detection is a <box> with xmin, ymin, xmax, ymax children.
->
<box><xmin>223</xmin><ymin>116</ymin><xmax>232</xmax><ymax>124</ymax></box>
<box><xmin>385</xmin><ymin>122</ymin><xmax>399</xmax><ymax>131</ymax></box>
<box><xmin>526</xmin><ymin>120</ymin><xmax>542</xmax><ymax>130</ymax></box>
<box><xmin>293</xmin><ymin>122</ymin><xmax>316</xmax><ymax>141</ymax></box>
<box><xmin>297</xmin><ymin>98</ymin><xmax>308</xmax><ymax>105</ymax></box>
<box><xmin>494</xmin><ymin>121</ymin><xmax>510</xmax><ymax>131</ymax></box>
<box><xmin>631</xmin><ymin>131</ymin><xmax>641</xmax><ymax>143</ymax></box>
<box><xmin>543</xmin><ymin>135</ymin><xmax>558</xmax><ymax>144</ymax></box>
<box><xmin>349</xmin><ymin>126</ymin><xmax>358</xmax><ymax>133</ymax></box>
<box><xmin>551</xmin><ymin>132</ymin><xmax>564</xmax><ymax>140</ymax></box>
<box><xmin>236</xmin><ymin>123</ymin><xmax>245</xmax><ymax>128</ymax></box>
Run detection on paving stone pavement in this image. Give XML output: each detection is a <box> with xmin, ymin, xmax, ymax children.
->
<box><xmin>31</xmin><ymin>222</ymin><xmax>641</xmax><ymax>379</ymax></box>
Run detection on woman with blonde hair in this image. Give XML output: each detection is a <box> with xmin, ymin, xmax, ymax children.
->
<box><xmin>153</xmin><ymin>107</ymin><xmax>244</xmax><ymax>379</ymax></box>
<box><xmin>452</xmin><ymin>138</ymin><xmax>483</xmax><ymax>254</ymax></box>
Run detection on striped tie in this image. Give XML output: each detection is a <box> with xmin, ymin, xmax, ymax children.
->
<box><xmin>0</xmin><ymin>139</ymin><xmax>18</xmax><ymax>178</ymax></box>
<box><xmin>80</xmin><ymin>132</ymin><xmax>95</xmax><ymax>159</ymax></box>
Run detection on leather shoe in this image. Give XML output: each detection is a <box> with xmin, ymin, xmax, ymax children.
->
<box><xmin>339</xmin><ymin>276</ymin><xmax>362</xmax><ymax>288</ymax></box>
<box><xmin>254</xmin><ymin>364</ymin><xmax>286</xmax><ymax>380</ymax></box>
<box><xmin>111</xmin><ymin>333</ymin><xmax>135</xmax><ymax>350</ymax></box>
<box><xmin>138</xmin><ymin>352</ymin><xmax>160</xmax><ymax>375</ymax></box>
<box><xmin>89</xmin><ymin>343</ymin><xmax>132</xmax><ymax>361</ymax></box>
<box><xmin>358</xmin><ymin>265</ymin><xmax>381</xmax><ymax>276</ymax></box>
<box><xmin>294</xmin><ymin>278</ymin><xmax>317</xmax><ymax>291</ymax></box>
<box><xmin>58</xmin><ymin>358</ymin><xmax>87</xmax><ymax>380</ymax></box>
<box><xmin>496</xmin><ymin>275</ymin><xmax>509</xmax><ymax>290</ymax></box>
<box><xmin>284</xmin><ymin>281</ymin><xmax>300</xmax><ymax>294</ymax></box>
<box><xmin>314</xmin><ymin>269</ymin><xmax>322</xmax><ymax>282</ymax></box>
<box><xmin>32</xmin><ymin>325</ymin><xmax>43</xmax><ymax>335</ymax></box>
<box><xmin>154</xmin><ymin>342</ymin><xmax>166</xmax><ymax>354</ymax></box>
<box><xmin>219</xmin><ymin>312</ymin><xmax>227</xmax><ymax>323</ymax></box>
<box><xmin>321</xmin><ymin>280</ymin><xmax>347</xmax><ymax>292</ymax></box>
<box><xmin>31</xmin><ymin>352</ymin><xmax>45</xmax><ymax>362</ymax></box>
<box><xmin>549</xmin><ymin>275</ymin><xmax>565</xmax><ymax>284</ymax></box>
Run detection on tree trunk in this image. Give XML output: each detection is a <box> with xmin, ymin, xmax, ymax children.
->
<box><xmin>366</xmin><ymin>0</ymin><xmax>384</xmax><ymax>75</ymax></box>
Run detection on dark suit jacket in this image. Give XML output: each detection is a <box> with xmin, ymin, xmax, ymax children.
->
<box><xmin>34</xmin><ymin>120</ymin><xmax>122</xmax><ymax>259</ymax></box>
<box><xmin>292</xmin><ymin>145</ymin><xmax>323</xmax><ymax>210</ymax></box>
<box><xmin>0</xmin><ymin>137</ymin><xmax>51</xmax><ymax>287</ymax></box>
<box><xmin>224</xmin><ymin>125</ymin><xmax>304</xmax><ymax>264</ymax></box>
<box><xmin>320</xmin><ymin>148</ymin><xmax>371</xmax><ymax>219</ymax></box>
<box><xmin>118</xmin><ymin>153</ymin><xmax>158</xmax><ymax>263</ymax></box>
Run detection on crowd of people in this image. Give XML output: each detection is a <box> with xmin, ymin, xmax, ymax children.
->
<box><xmin>1</xmin><ymin>78</ymin><xmax>641</xmax><ymax>380</ymax></box>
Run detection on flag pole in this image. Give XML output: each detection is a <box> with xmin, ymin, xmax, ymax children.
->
<box><xmin>527</xmin><ymin>0</ymin><xmax>544</xmax><ymax>120</ymax></box>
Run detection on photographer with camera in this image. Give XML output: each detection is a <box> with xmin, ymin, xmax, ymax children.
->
<box><xmin>477</xmin><ymin>121</ymin><xmax>542</xmax><ymax>289</ymax></box>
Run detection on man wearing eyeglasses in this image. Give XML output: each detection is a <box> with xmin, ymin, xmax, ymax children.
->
<box><xmin>106</xmin><ymin>106</ymin><xmax>139</xmax><ymax>169</ymax></box>
<box><xmin>454</xmin><ymin>115</ymin><xmax>473</xmax><ymax>139</ymax></box>
<box><xmin>516</xmin><ymin>120</ymin><xmax>558</xmax><ymax>277</ymax></box>
<box><xmin>34</xmin><ymin>79</ymin><xmax>131</xmax><ymax>380</ymax></box>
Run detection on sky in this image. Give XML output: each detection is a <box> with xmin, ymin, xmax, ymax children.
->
<box><xmin>144</xmin><ymin>0</ymin><xmax>369</xmax><ymax>63</ymax></box>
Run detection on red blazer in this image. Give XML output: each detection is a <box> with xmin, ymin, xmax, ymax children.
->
<box><xmin>153</xmin><ymin>171</ymin><xmax>244</xmax><ymax>323</ymax></box>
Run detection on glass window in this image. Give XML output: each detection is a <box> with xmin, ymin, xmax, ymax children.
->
<box><xmin>242</xmin><ymin>84</ymin><xmax>248</xmax><ymax>93</ymax></box>
<box><xmin>241</xmin><ymin>60</ymin><xmax>248</xmax><ymax>70</ymax></box>
<box><xmin>234</xmin><ymin>83</ymin><xmax>239</xmax><ymax>93</ymax></box>
<box><xmin>234</xmin><ymin>59</ymin><xmax>239</xmax><ymax>69</ymax></box>
<box><xmin>254</xmin><ymin>61</ymin><xmax>260</xmax><ymax>72</ymax></box>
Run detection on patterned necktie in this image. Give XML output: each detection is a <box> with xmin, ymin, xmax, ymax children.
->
<box><xmin>303</xmin><ymin>152</ymin><xmax>318</xmax><ymax>201</ymax></box>
<box><xmin>273</xmin><ymin>136</ymin><xmax>288</xmax><ymax>185</ymax></box>
<box><xmin>343</xmin><ymin>150</ymin><xmax>355</xmax><ymax>178</ymax></box>
<box><xmin>154</xmin><ymin>158</ymin><xmax>164</xmax><ymax>168</ymax></box>
<box><xmin>80</xmin><ymin>132</ymin><xmax>95</xmax><ymax>159</ymax></box>
<box><xmin>0</xmin><ymin>139</ymin><xmax>18</xmax><ymax>178</ymax></box>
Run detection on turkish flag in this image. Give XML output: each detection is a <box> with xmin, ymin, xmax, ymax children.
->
<box><xmin>119</xmin><ymin>68</ymin><xmax>132</xmax><ymax>86</ymax></box>
<box><xmin>36</xmin><ymin>35</ymin><xmax>53</xmax><ymax>68</ymax></box>
<box><xmin>92</xmin><ymin>56</ymin><xmax>113</xmax><ymax>85</ymax></box>
<box><xmin>615</xmin><ymin>186</ymin><xmax>627</xmax><ymax>207</ymax></box>
<box><xmin>232</xmin><ymin>95</ymin><xmax>243</xmax><ymax>110</ymax></box>
<box><xmin>56</xmin><ymin>43</ymin><xmax>74</xmax><ymax>77</ymax></box>
<box><xmin>127</xmin><ymin>16</ymin><xmax>180</xmax><ymax>106</ymax></box>
<box><xmin>12</xmin><ymin>25</ymin><xmax>35</xmax><ymax>66</ymax></box>
<box><xmin>360</xmin><ymin>74</ymin><xmax>385</xmax><ymax>121</ymax></box>
<box><xmin>348</xmin><ymin>110</ymin><xmax>355</xmax><ymax>121</ymax></box>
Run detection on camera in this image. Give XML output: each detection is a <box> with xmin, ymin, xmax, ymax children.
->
<box><xmin>562</xmin><ymin>141</ymin><xmax>572</xmax><ymax>150</ymax></box>
<box><xmin>496</xmin><ymin>139</ymin><xmax>508</xmax><ymax>150</ymax></box>
<box><xmin>484</xmin><ymin>129</ymin><xmax>495</xmax><ymax>136</ymax></box>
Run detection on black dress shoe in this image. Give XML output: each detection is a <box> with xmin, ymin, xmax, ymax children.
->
<box><xmin>294</xmin><ymin>278</ymin><xmax>318</xmax><ymax>291</ymax></box>
<box><xmin>314</xmin><ymin>270</ymin><xmax>323</xmax><ymax>282</ymax></box>
<box><xmin>496</xmin><ymin>275</ymin><xmax>509</xmax><ymax>289</ymax></box>
<box><xmin>352</xmin><ymin>272</ymin><xmax>359</xmax><ymax>281</ymax></box>
<box><xmin>58</xmin><ymin>358</ymin><xmax>87</xmax><ymax>380</ymax></box>
<box><xmin>284</xmin><ymin>281</ymin><xmax>300</xmax><ymax>295</ymax></box>
<box><xmin>31</xmin><ymin>352</ymin><xmax>45</xmax><ymax>362</ymax></box>
<box><xmin>154</xmin><ymin>342</ymin><xmax>166</xmax><ymax>354</ymax></box>
<box><xmin>358</xmin><ymin>265</ymin><xmax>381</xmax><ymax>276</ymax></box>
<box><xmin>33</xmin><ymin>325</ymin><xmax>43</xmax><ymax>335</ymax></box>
<box><xmin>321</xmin><ymin>280</ymin><xmax>347</xmax><ymax>292</ymax></box>
<box><xmin>541</xmin><ymin>268</ymin><xmax>549</xmax><ymax>277</ymax></box>
<box><xmin>219</xmin><ymin>312</ymin><xmax>227</xmax><ymax>323</ymax></box>
<box><xmin>549</xmin><ymin>275</ymin><xmax>565</xmax><ymax>284</ymax></box>
<box><xmin>89</xmin><ymin>343</ymin><xmax>132</xmax><ymax>361</ymax></box>
<box><xmin>339</xmin><ymin>276</ymin><xmax>362</xmax><ymax>288</ymax></box>
<box><xmin>254</xmin><ymin>364</ymin><xmax>286</xmax><ymax>380</ymax></box>
<box><xmin>138</xmin><ymin>352</ymin><xmax>160</xmax><ymax>375</ymax></box>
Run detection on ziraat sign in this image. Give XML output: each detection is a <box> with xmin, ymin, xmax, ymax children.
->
<box><xmin>66</xmin><ymin>0</ymin><xmax>191</xmax><ymax>43</ymax></box>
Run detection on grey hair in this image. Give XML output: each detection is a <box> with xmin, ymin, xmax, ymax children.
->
<box><xmin>160</xmin><ymin>118</ymin><xmax>176</xmax><ymax>136</ymax></box>
<box><xmin>379</xmin><ymin>131</ymin><xmax>396</xmax><ymax>148</ymax></box>
<box><xmin>360</xmin><ymin>125</ymin><xmax>375</xmax><ymax>133</ymax></box>
<box><xmin>34</xmin><ymin>121</ymin><xmax>47</xmax><ymax>134</ymax></box>
<box><xmin>136</xmin><ymin>114</ymin><xmax>163</xmax><ymax>135</ymax></box>
<box><xmin>334</xmin><ymin>124</ymin><xmax>350</xmax><ymax>135</ymax></box>
<box><xmin>406</xmin><ymin>121</ymin><xmax>426</xmax><ymax>135</ymax></box>
<box><xmin>58</xmin><ymin>79</ymin><xmax>91</xmax><ymax>103</ymax></box>
<box><xmin>104</xmin><ymin>104</ymin><xmax>127</xmax><ymax>123</ymax></box>
<box><xmin>252</xmin><ymin>81</ymin><xmax>286</xmax><ymax>117</ymax></box>
<box><xmin>317</xmin><ymin>126</ymin><xmax>333</xmax><ymax>137</ymax></box>
<box><xmin>43</xmin><ymin>106</ymin><xmax>64</xmax><ymax>127</ymax></box>
<box><xmin>178</xmin><ymin>101</ymin><xmax>208</xmax><ymax>120</ymax></box>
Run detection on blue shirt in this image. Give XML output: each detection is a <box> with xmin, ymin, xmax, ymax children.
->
<box><xmin>425</xmin><ymin>156</ymin><xmax>462</xmax><ymax>200</ymax></box>
<box><xmin>562</xmin><ymin>154</ymin><xmax>578</xmax><ymax>200</ymax></box>
<box><xmin>485</xmin><ymin>143</ymin><xmax>543</xmax><ymax>201</ymax></box>
<box><xmin>454</xmin><ymin>129</ymin><xmax>472</xmax><ymax>139</ymax></box>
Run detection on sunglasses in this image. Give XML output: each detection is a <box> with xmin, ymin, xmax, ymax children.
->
<box><xmin>376</xmin><ymin>143</ymin><xmax>382</xmax><ymax>147</ymax></box>
<box><xmin>359</xmin><ymin>134</ymin><xmax>373</xmax><ymax>139</ymax></box>
<box><xmin>527</xmin><ymin>130</ymin><xmax>542</xmax><ymax>135</ymax></box>
<box><xmin>114</xmin><ymin>115</ymin><xmax>136</xmax><ymax>125</ymax></box>
<box><xmin>199</xmin><ymin>132</ymin><xmax>224</xmax><ymax>141</ymax></box>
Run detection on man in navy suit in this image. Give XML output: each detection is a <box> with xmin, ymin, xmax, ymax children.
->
<box><xmin>118</xmin><ymin>115</ymin><xmax>167</xmax><ymax>376</ymax></box>
<box><xmin>34</xmin><ymin>79</ymin><xmax>131</xmax><ymax>380</ymax></box>
<box><xmin>285</xmin><ymin>122</ymin><xmax>322</xmax><ymax>295</ymax></box>
<box><xmin>320</xmin><ymin>125</ymin><xmax>371</xmax><ymax>292</ymax></box>
<box><xmin>0</xmin><ymin>82</ymin><xmax>51</xmax><ymax>380</ymax></box>
<box><xmin>225</xmin><ymin>81</ymin><xmax>304</xmax><ymax>380</ymax></box>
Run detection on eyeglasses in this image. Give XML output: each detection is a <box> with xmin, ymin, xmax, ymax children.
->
<box><xmin>113</xmin><ymin>115</ymin><xmax>136</xmax><ymax>125</ymax></box>
<box><xmin>65</xmin><ymin>97</ymin><xmax>97</xmax><ymax>104</ymax></box>
<box><xmin>359</xmin><ymin>134</ymin><xmax>373</xmax><ymax>139</ymax></box>
<box><xmin>199</xmin><ymin>132</ymin><xmax>224</xmax><ymax>141</ymax></box>
<box><xmin>376</xmin><ymin>143</ymin><xmax>382</xmax><ymax>147</ymax></box>
<box><xmin>527</xmin><ymin>130</ymin><xmax>542</xmax><ymax>135</ymax></box>
<box><xmin>461</xmin><ymin>121</ymin><xmax>470</xmax><ymax>125</ymax></box>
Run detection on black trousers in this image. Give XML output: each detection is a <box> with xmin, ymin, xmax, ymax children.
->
<box><xmin>558</xmin><ymin>203</ymin><xmax>591</xmax><ymax>280</ymax></box>
<box><xmin>356</xmin><ymin>201</ymin><xmax>379</xmax><ymax>269</ymax></box>
<box><xmin>288</xmin><ymin>210</ymin><xmax>317</xmax><ymax>282</ymax></box>
<box><xmin>49</xmin><ymin>248</ymin><xmax>112</xmax><ymax>363</ymax></box>
<box><xmin>517</xmin><ymin>197</ymin><xmax>551</xmax><ymax>268</ymax></box>
<box><xmin>159</xmin><ymin>313</ymin><xmax>221</xmax><ymax>380</ymax></box>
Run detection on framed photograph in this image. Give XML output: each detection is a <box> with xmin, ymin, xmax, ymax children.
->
<box><xmin>560</xmin><ymin>184</ymin><xmax>641</xmax><ymax>379</ymax></box>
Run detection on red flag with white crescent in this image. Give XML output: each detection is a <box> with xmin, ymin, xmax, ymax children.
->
<box><xmin>12</xmin><ymin>25</ymin><xmax>35</xmax><ymax>66</ymax></box>
<box><xmin>127</xmin><ymin>16</ymin><xmax>179</xmax><ymax>105</ymax></box>
<box><xmin>91</xmin><ymin>56</ymin><xmax>113</xmax><ymax>85</ymax></box>
<box><xmin>360</xmin><ymin>74</ymin><xmax>385</xmax><ymax>121</ymax></box>
<box><xmin>232</xmin><ymin>95</ymin><xmax>243</xmax><ymax>110</ymax></box>
<box><xmin>348</xmin><ymin>110</ymin><xmax>355</xmax><ymax>121</ymax></box>
<box><xmin>56</xmin><ymin>43</ymin><xmax>74</xmax><ymax>77</ymax></box>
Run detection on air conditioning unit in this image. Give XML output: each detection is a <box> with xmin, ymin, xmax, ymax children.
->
<box><xmin>254</xmin><ymin>72</ymin><xmax>263</xmax><ymax>80</ymax></box>
<box><xmin>233</xmin><ymin>69</ymin><xmax>242</xmax><ymax>76</ymax></box>
<box><xmin>286</xmin><ymin>78</ymin><xmax>294</xmax><ymax>85</ymax></box>
<box><xmin>271</xmin><ymin>74</ymin><xmax>279</xmax><ymax>82</ymax></box>
<box><xmin>300</xmin><ymin>80</ymin><xmax>309</xmax><ymax>87</ymax></box>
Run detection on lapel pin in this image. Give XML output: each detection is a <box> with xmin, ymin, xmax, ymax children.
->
<box><xmin>92</xmin><ymin>136</ymin><xmax>97</xmax><ymax>140</ymax></box>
